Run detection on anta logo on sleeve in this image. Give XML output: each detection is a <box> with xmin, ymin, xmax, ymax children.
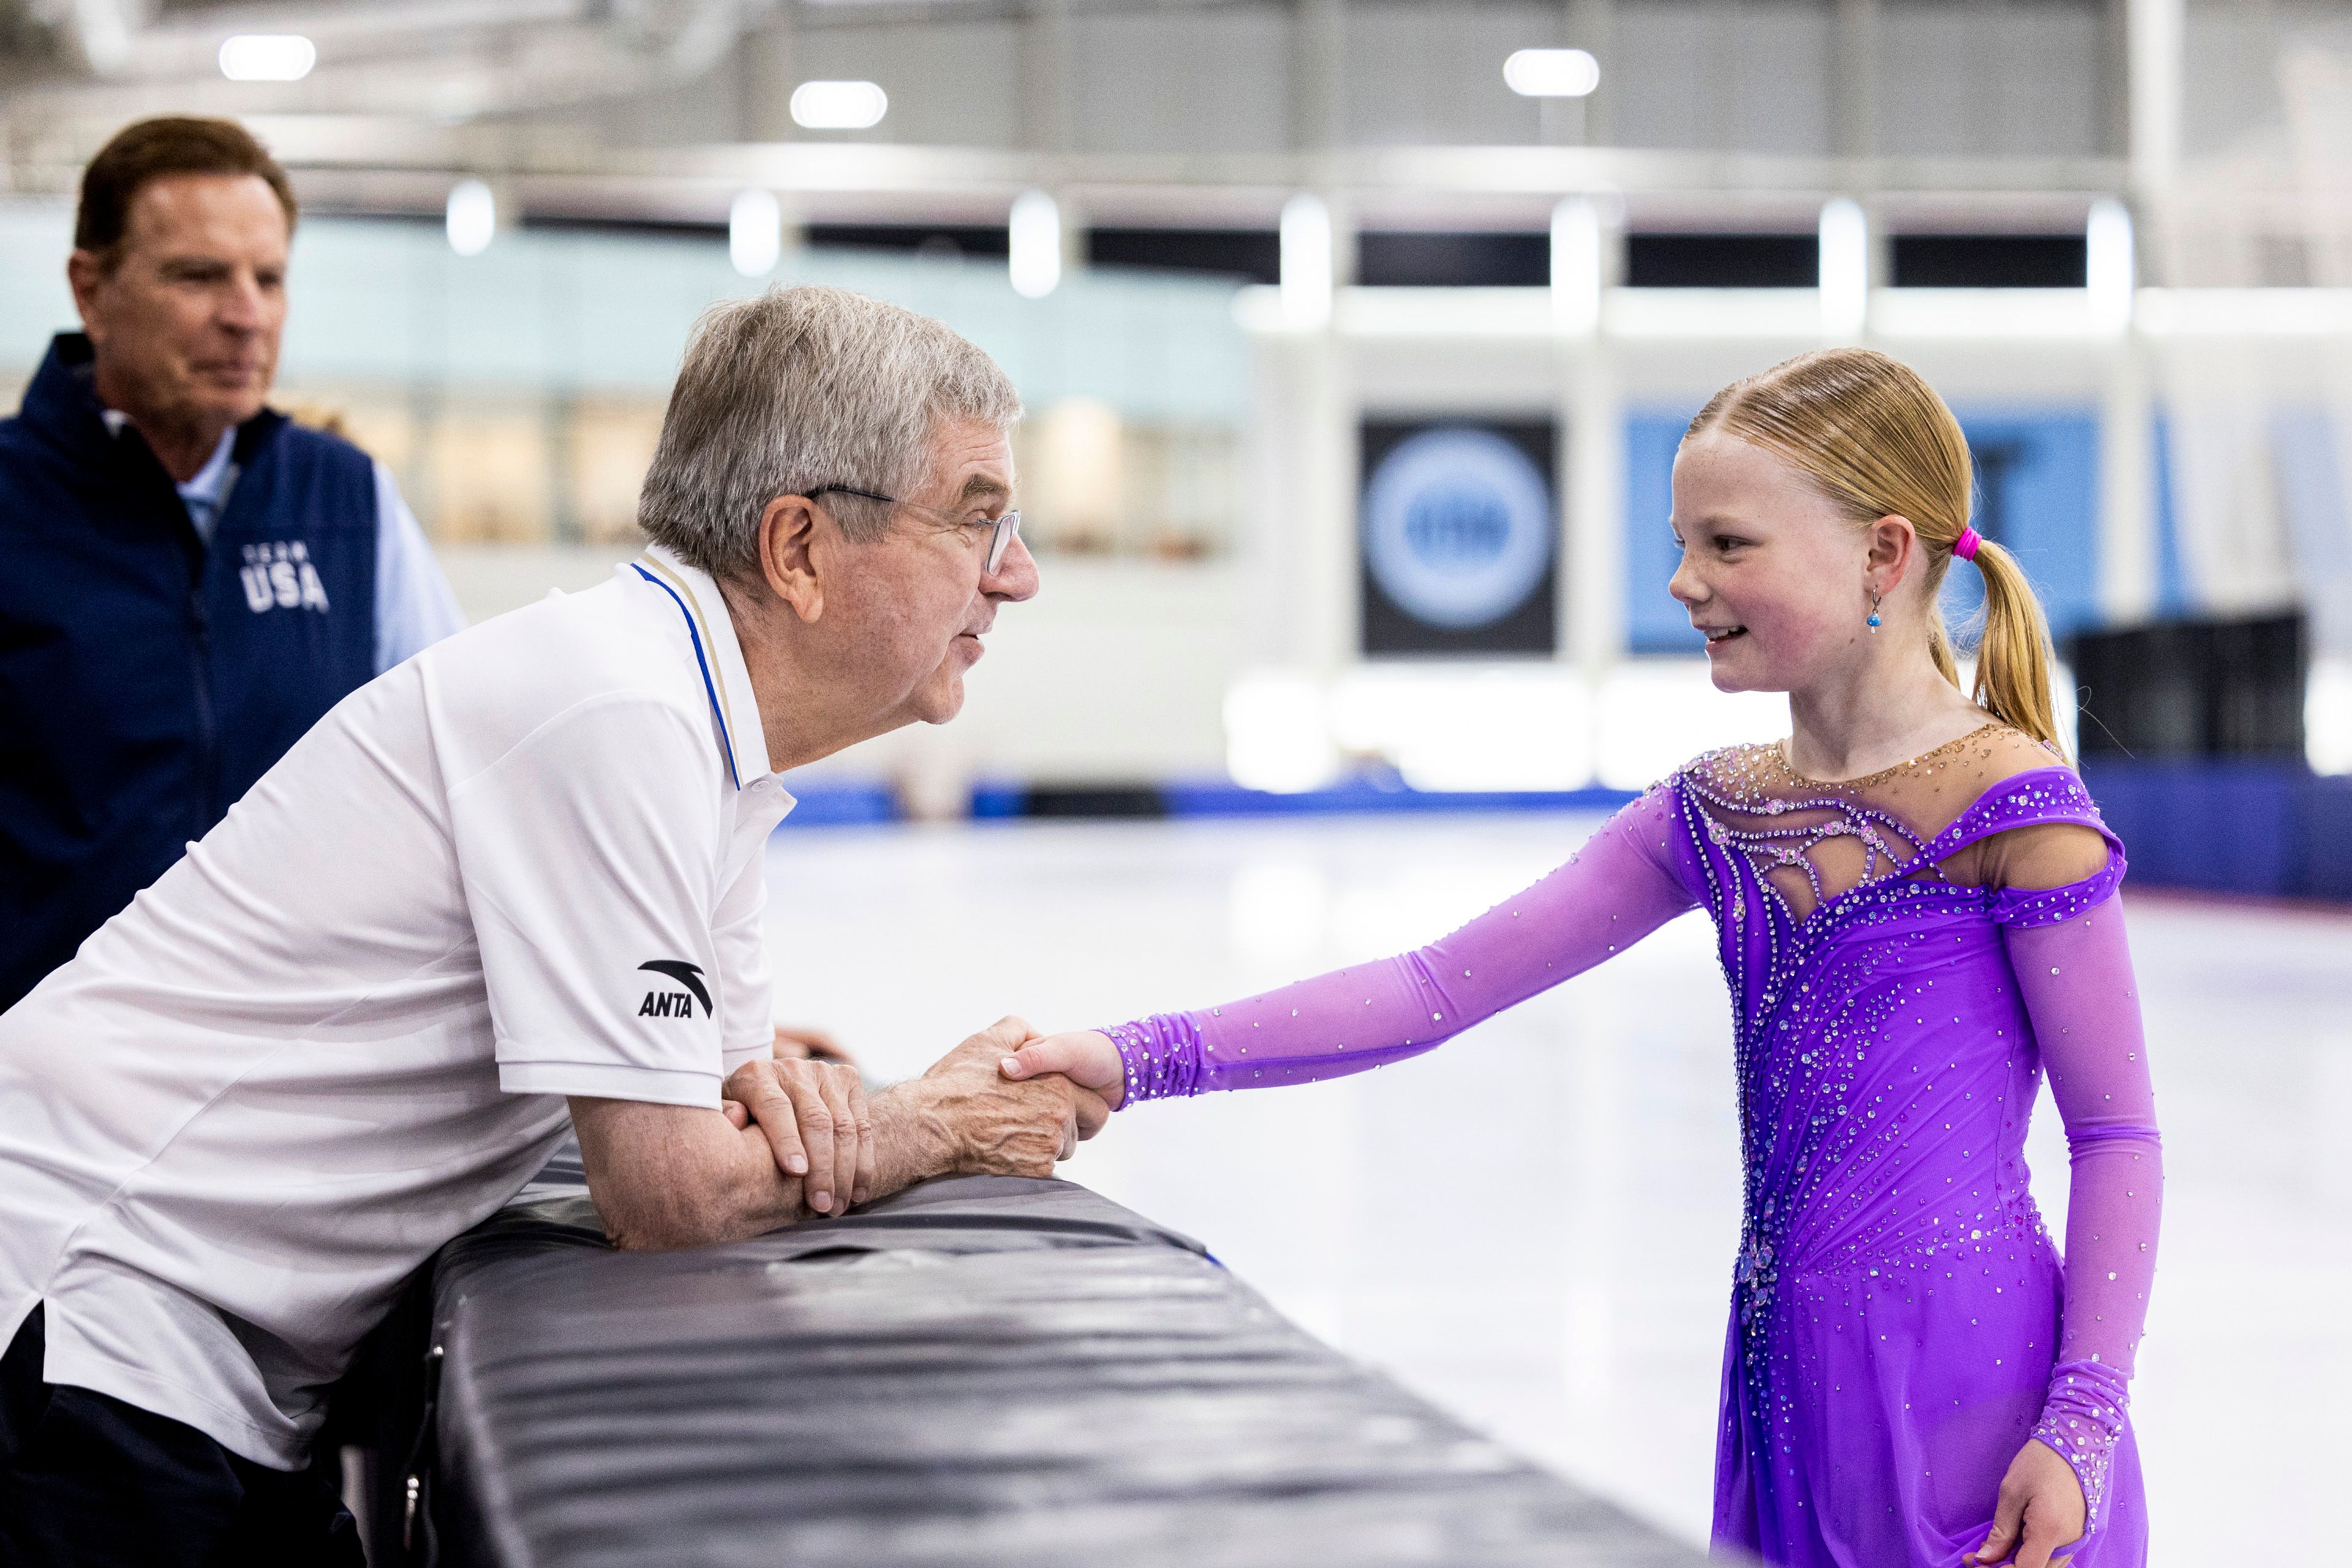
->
<box><xmin>238</xmin><ymin>540</ymin><xmax>333</xmax><ymax>615</ymax></box>
<box><xmin>636</xmin><ymin>960</ymin><xmax>711</xmax><ymax>1019</ymax></box>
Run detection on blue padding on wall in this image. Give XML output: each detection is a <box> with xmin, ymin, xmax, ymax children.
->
<box><xmin>2081</xmin><ymin>761</ymin><xmax>2347</xmax><ymax>900</ymax></box>
<box><xmin>1158</xmin><ymin>779</ymin><xmax>1637</xmax><ymax>818</ymax></box>
<box><xmin>970</xmin><ymin>782</ymin><xmax>1031</xmax><ymax>820</ymax></box>
<box><xmin>772</xmin><ymin>780</ymin><xmax>901</xmax><ymax>827</ymax></box>
<box><xmin>2299</xmin><ymin>777</ymin><xmax>2352</xmax><ymax>902</ymax></box>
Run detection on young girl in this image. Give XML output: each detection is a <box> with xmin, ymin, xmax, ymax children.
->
<box><xmin>1003</xmin><ymin>349</ymin><xmax>2159</xmax><ymax>1568</ymax></box>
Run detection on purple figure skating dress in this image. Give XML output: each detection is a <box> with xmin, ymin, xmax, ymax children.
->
<box><xmin>1102</xmin><ymin>726</ymin><xmax>2159</xmax><ymax>1566</ymax></box>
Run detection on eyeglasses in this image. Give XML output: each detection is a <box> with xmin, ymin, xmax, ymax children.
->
<box><xmin>809</xmin><ymin>485</ymin><xmax>1024</xmax><ymax>576</ymax></box>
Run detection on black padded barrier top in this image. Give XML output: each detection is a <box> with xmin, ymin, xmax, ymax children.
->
<box><xmin>394</xmin><ymin>1149</ymin><xmax>1711</xmax><ymax>1568</ymax></box>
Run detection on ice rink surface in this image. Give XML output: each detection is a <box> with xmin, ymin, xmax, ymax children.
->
<box><xmin>764</xmin><ymin>811</ymin><xmax>2350</xmax><ymax>1564</ymax></box>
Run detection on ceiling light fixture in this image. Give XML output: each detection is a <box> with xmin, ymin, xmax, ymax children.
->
<box><xmin>1008</xmin><ymin>190</ymin><xmax>1061</xmax><ymax>299</ymax></box>
<box><xmin>790</xmin><ymin>80</ymin><xmax>888</xmax><ymax>131</ymax></box>
<box><xmin>218</xmin><ymin>35</ymin><xmax>317</xmax><ymax>83</ymax></box>
<box><xmin>1280</xmin><ymin>194</ymin><xmax>1333</xmax><ymax>331</ymax></box>
<box><xmin>730</xmin><ymin>189</ymin><xmax>782</xmax><ymax>278</ymax></box>
<box><xmin>1818</xmin><ymin>197</ymin><xmax>1869</xmax><ymax>338</ymax></box>
<box><xmin>1504</xmin><ymin>48</ymin><xmax>1600</xmax><ymax>98</ymax></box>
<box><xmin>2086</xmin><ymin>198</ymin><xmax>2136</xmax><ymax>333</ymax></box>
<box><xmin>446</xmin><ymin>179</ymin><xmax>496</xmax><ymax>257</ymax></box>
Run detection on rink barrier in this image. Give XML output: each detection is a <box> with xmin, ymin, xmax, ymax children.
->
<box><xmin>970</xmin><ymin>777</ymin><xmax>1640</xmax><ymax>820</ymax></box>
<box><xmin>340</xmin><ymin>1141</ymin><xmax>1711</xmax><ymax>1568</ymax></box>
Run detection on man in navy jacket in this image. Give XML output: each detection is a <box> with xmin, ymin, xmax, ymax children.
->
<box><xmin>0</xmin><ymin>118</ymin><xmax>461</xmax><ymax>1012</ymax></box>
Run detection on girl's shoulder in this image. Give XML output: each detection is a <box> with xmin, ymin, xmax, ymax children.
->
<box><xmin>1657</xmin><ymin>737</ymin><xmax>1784</xmax><ymax>804</ymax></box>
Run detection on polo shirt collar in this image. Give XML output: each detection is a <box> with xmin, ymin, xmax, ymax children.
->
<box><xmin>628</xmin><ymin>544</ymin><xmax>771</xmax><ymax>791</ymax></box>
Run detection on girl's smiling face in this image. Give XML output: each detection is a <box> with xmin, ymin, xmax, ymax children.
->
<box><xmin>1668</xmin><ymin>429</ymin><xmax>1884</xmax><ymax>693</ymax></box>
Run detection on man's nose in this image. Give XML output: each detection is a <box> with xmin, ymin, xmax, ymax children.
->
<box><xmin>983</xmin><ymin>531</ymin><xmax>1040</xmax><ymax>602</ymax></box>
<box><xmin>216</xmin><ymin>272</ymin><xmax>266</xmax><ymax>333</ymax></box>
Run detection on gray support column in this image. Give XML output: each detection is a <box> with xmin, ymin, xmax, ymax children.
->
<box><xmin>1566</xmin><ymin>0</ymin><xmax>1615</xmax><ymax>148</ymax></box>
<box><xmin>1024</xmin><ymin>2</ymin><xmax>1079</xmax><ymax>275</ymax></box>
<box><xmin>1294</xmin><ymin>0</ymin><xmax>1346</xmax><ymax>159</ymax></box>
<box><xmin>1282</xmin><ymin>1</ymin><xmax>1354</xmax><ymax>677</ymax></box>
<box><xmin>2125</xmin><ymin>0</ymin><xmax>2184</xmax><ymax>285</ymax></box>
<box><xmin>2127</xmin><ymin>0</ymin><xmax>2184</xmax><ymax>202</ymax></box>
<box><xmin>1243</xmin><ymin>333</ymin><xmax>1355</xmax><ymax>676</ymax></box>
<box><xmin>1023</xmin><ymin>0</ymin><xmax>1074</xmax><ymax>157</ymax></box>
<box><xmin>2101</xmin><ymin>0</ymin><xmax>2134</xmax><ymax>161</ymax></box>
<box><xmin>739</xmin><ymin>2</ymin><xmax>799</xmax><ymax>143</ymax></box>
<box><xmin>2096</xmin><ymin>0</ymin><xmax>2179</xmax><ymax>625</ymax></box>
<box><xmin>2098</xmin><ymin>347</ymin><xmax>2158</xmax><ymax>627</ymax></box>
<box><xmin>1835</xmin><ymin>0</ymin><xmax>1879</xmax><ymax>164</ymax></box>
<box><xmin>1563</xmin><ymin>348</ymin><xmax>1625</xmax><ymax>682</ymax></box>
<box><xmin>1560</xmin><ymin>198</ymin><xmax>1625</xmax><ymax>687</ymax></box>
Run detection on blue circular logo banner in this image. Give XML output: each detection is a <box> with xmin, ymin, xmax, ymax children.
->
<box><xmin>1362</xmin><ymin>426</ymin><xmax>1555</xmax><ymax>630</ymax></box>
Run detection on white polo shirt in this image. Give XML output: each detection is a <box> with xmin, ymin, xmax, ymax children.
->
<box><xmin>0</xmin><ymin>544</ymin><xmax>793</xmax><ymax>1468</ymax></box>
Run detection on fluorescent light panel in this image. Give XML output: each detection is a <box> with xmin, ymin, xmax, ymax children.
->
<box><xmin>1818</xmin><ymin>198</ymin><xmax>1868</xmax><ymax>337</ymax></box>
<box><xmin>1550</xmin><ymin>197</ymin><xmax>1602</xmax><ymax>335</ymax></box>
<box><xmin>1008</xmin><ymin>190</ymin><xmax>1061</xmax><ymax>299</ymax></box>
<box><xmin>2086</xmin><ymin>198</ymin><xmax>2135</xmax><ymax>333</ymax></box>
<box><xmin>729</xmin><ymin>189</ymin><xmax>782</xmax><ymax>277</ymax></box>
<box><xmin>219</xmin><ymin>34</ymin><xmax>315</xmax><ymax>82</ymax></box>
<box><xmin>1505</xmin><ymin>48</ymin><xmax>1600</xmax><ymax>97</ymax></box>
<box><xmin>790</xmin><ymin>80</ymin><xmax>888</xmax><ymax>130</ymax></box>
<box><xmin>445</xmin><ymin>179</ymin><xmax>495</xmax><ymax>257</ymax></box>
<box><xmin>1279</xmin><ymin>195</ymin><xmax>1333</xmax><ymax>330</ymax></box>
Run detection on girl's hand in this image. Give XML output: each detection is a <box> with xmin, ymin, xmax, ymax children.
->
<box><xmin>1964</xmin><ymin>1438</ymin><xmax>2086</xmax><ymax>1567</ymax></box>
<box><xmin>998</xmin><ymin>1029</ymin><xmax>1125</xmax><ymax>1112</ymax></box>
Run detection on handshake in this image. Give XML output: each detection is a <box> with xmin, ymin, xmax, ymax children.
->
<box><xmin>715</xmin><ymin>1018</ymin><xmax>1129</xmax><ymax>1221</ymax></box>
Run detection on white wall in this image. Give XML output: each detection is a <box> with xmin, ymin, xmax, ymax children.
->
<box><xmin>439</xmin><ymin>546</ymin><xmax>1249</xmax><ymax>798</ymax></box>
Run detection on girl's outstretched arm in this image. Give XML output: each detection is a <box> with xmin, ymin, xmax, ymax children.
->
<box><xmin>1002</xmin><ymin>788</ymin><xmax>1699</xmax><ymax>1109</ymax></box>
<box><xmin>1969</xmin><ymin>828</ymin><xmax>2162</xmax><ymax>1566</ymax></box>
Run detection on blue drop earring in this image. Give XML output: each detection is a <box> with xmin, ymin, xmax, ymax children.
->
<box><xmin>1866</xmin><ymin>591</ymin><xmax>1882</xmax><ymax>631</ymax></box>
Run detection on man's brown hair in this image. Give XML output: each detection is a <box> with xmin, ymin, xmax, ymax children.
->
<box><xmin>74</xmin><ymin>116</ymin><xmax>298</xmax><ymax>268</ymax></box>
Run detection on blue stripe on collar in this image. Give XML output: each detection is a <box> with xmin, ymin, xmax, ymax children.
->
<box><xmin>630</xmin><ymin>563</ymin><xmax>741</xmax><ymax>790</ymax></box>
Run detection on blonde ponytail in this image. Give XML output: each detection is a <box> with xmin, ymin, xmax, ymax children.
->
<box><xmin>1686</xmin><ymin>347</ymin><xmax>2067</xmax><ymax>755</ymax></box>
<box><xmin>1966</xmin><ymin>535</ymin><xmax>2062</xmax><ymax>752</ymax></box>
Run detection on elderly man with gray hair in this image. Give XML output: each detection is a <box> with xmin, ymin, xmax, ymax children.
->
<box><xmin>0</xmin><ymin>285</ymin><xmax>1095</xmax><ymax>1567</ymax></box>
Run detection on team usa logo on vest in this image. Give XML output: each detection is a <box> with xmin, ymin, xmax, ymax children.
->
<box><xmin>238</xmin><ymin>540</ymin><xmax>332</xmax><ymax>616</ymax></box>
<box><xmin>636</xmin><ymin>960</ymin><xmax>711</xmax><ymax>1019</ymax></box>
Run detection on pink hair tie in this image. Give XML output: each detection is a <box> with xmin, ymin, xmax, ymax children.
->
<box><xmin>1952</xmin><ymin>525</ymin><xmax>1983</xmax><ymax>562</ymax></box>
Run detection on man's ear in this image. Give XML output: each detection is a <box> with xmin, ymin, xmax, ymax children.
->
<box><xmin>756</xmin><ymin>495</ymin><xmax>826</xmax><ymax>622</ymax></box>
<box><xmin>66</xmin><ymin>250</ymin><xmax>109</xmax><ymax>340</ymax></box>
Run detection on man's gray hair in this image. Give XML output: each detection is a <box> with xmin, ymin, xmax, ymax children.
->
<box><xmin>638</xmin><ymin>284</ymin><xmax>1022</xmax><ymax>579</ymax></box>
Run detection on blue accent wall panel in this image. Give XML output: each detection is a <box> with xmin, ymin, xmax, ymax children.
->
<box><xmin>1937</xmin><ymin>409</ymin><xmax>2101</xmax><ymax>645</ymax></box>
<box><xmin>1624</xmin><ymin>407</ymin><xmax>1705</xmax><ymax>654</ymax></box>
<box><xmin>1625</xmin><ymin>404</ymin><xmax>2103</xmax><ymax>656</ymax></box>
<box><xmin>2152</xmin><ymin>415</ymin><xmax>2190</xmax><ymax>616</ymax></box>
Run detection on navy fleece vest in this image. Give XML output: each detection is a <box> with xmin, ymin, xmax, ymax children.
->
<box><xmin>0</xmin><ymin>334</ymin><xmax>380</xmax><ymax>1010</ymax></box>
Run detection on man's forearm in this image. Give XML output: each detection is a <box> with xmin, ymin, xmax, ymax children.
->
<box><xmin>579</xmin><ymin>1083</ymin><xmax>965</xmax><ymax>1251</ymax></box>
<box><xmin>858</xmin><ymin>1080</ymin><xmax>963</xmax><ymax>1204</ymax></box>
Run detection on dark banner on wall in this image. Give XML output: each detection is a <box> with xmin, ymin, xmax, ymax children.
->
<box><xmin>1359</xmin><ymin>419</ymin><xmax>1559</xmax><ymax>657</ymax></box>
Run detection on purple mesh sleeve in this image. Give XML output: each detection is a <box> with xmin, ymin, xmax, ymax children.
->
<box><xmin>1104</xmin><ymin>790</ymin><xmax>1699</xmax><ymax>1106</ymax></box>
<box><xmin>2002</xmin><ymin>886</ymin><xmax>2162</xmax><ymax>1536</ymax></box>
